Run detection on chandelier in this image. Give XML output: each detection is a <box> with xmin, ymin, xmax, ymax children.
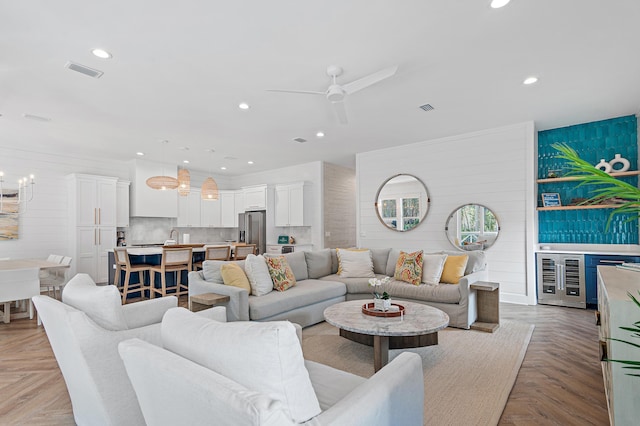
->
<box><xmin>0</xmin><ymin>171</ymin><xmax>35</xmax><ymax>214</ymax></box>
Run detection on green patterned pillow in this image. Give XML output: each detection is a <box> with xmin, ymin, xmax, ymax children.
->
<box><xmin>265</xmin><ymin>256</ymin><xmax>297</xmax><ymax>291</ymax></box>
<box><xmin>394</xmin><ymin>250</ymin><xmax>424</xmax><ymax>285</ymax></box>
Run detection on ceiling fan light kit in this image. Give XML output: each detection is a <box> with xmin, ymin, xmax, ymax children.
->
<box><xmin>267</xmin><ymin>64</ymin><xmax>398</xmax><ymax>125</ymax></box>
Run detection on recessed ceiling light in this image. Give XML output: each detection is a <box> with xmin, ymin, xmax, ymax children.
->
<box><xmin>523</xmin><ymin>76</ymin><xmax>539</xmax><ymax>85</ymax></box>
<box><xmin>221</xmin><ymin>166</ymin><xmax>227</xmax><ymax>170</ymax></box>
<box><xmin>136</xmin><ymin>152</ymin><xmax>145</xmax><ymax>156</ymax></box>
<box><xmin>490</xmin><ymin>0</ymin><xmax>511</xmax><ymax>8</ymax></box>
<box><xmin>91</xmin><ymin>48</ymin><xmax>112</xmax><ymax>59</ymax></box>
<box><xmin>316</xmin><ymin>131</ymin><xmax>325</xmax><ymax>138</ymax></box>
<box><xmin>248</xmin><ymin>161</ymin><xmax>254</xmax><ymax>165</ymax></box>
<box><xmin>183</xmin><ymin>160</ymin><xmax>190</xmax><ymax>164</ymax></box>
<box><xmin>238</xmin><ymin>102</ymin><xmax>250</xmax><ymax>110</ymax></box>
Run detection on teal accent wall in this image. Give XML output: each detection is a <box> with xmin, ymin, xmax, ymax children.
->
<box><xmin>537</xmin><ymin>115</ymin><xmax>638</xmax><ymax>244</ymax></box>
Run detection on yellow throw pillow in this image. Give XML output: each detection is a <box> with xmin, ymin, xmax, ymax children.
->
<box><xmin>394</xmin><ymin>250</ymin><xmax>424</xmax><ymax>285</ymax></box>
<box><xmin>440</xmin><ymin>255</ymin><xmax>469</xmax><ymax>284</ymax></box>
<box><xmin>220</xmin><ymin>263</ymin><xmax>251</xmax><ymax>293</ymax></box>
<box><xmin>265</xmin><ymin>256</ymin><xmax>296</xmax><ymax>291</ymax></box>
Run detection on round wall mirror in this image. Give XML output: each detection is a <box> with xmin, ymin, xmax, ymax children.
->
<box><xmin>445</xmin><ymin>204</ymin><xmax>500</xmax><ymax>251</ymax></box>
<box><xmin>375</xmin><ymin>174</ymin><xmax>430</xmax><ymax>232</ymax></box>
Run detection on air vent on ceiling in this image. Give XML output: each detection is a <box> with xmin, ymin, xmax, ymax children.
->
<box><xmin>65</xmin><ymin>61</ymin><xmax>104</xmax><ymax>78</ymax></box>
<box><xmin>293</xmin><ymin>137</ymin><xmax>307</xmax><ymax>143</ymax></box>
<box><xmin>23</xmin><ymin>113</ymin><xmax>51</xmax><ymax>122</ymax></box>
<box><xmin>419</xmin><ymin>104</ymin><xmax>435</xmax><ymax>112</ymax></box>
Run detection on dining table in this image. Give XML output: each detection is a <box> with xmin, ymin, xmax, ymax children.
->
<box><xmin>0</xmin><ymin>259</ymin><xmax>71</xmax><ymax>323</ymax></box>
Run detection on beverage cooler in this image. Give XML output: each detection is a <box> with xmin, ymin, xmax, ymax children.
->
<box><xmin>536</xmin><ymin>253</ymin><xmax>586</xmax><ymax>309</ymax></box>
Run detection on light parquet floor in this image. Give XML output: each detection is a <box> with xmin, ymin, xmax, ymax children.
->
<box><xmin>0</xmin><ymin>298</ymin><xmax>609</xmax><ymax>425</ymax></box>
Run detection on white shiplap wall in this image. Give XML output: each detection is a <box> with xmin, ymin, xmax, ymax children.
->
<box><xmin>356</xmin><ymin>122</ymin><xmax>536</xmax><ymax>304</ymax></box>
<box><xmin>0</xmin><ymin>146</ymin><xmax>129</xmax><ymax>261</ymax></box>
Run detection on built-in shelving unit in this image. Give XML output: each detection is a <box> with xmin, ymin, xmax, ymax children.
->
<box><xmin>537</xmin><ymin>204</ymin><xmax>621</xmax><ymax>211</ymax></box>
<box><xmin>536</xmin><ymin>170</ymin><xmax>640</xmax><ymax>184</ymax></box>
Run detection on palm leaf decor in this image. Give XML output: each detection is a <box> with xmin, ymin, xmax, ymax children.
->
<box><xmin>552</xmin><ymin>143</ymin><xmax>640</xmax><ymax>229</ymax></box>
<box><xmin>552</xmin><ymin>143</ymin><xmax>640</xmax><ymax>376</ymax></box>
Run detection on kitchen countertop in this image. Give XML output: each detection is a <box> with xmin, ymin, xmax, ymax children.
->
<box><xmin>536</xmin><ymin>244</ymin><xmax>640</xmax><ymax>256</ymax></box>
<box><xmin>109</xmin><ymin>242</ymin><xmax>236</xmax><ymax>256</ymax></box>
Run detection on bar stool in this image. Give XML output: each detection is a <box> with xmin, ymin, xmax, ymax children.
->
<box><xmin>114</xmin><ymin>248</ymin><xmax>152</xmax><ymax>304</ymax></box>
<box><xmin>233</xmin><ymin>244</ymin><xmax>256</xmax><ymax>260</ymax></box>
<box><xmin>192</xmin><ymin>245</ymin><xmax>231</xmax><ymax>271</ymax></box>
<box><xmin>149</xmin><ymin>247</ymin><xmax>192</xmax><ymax>298</ymax></box>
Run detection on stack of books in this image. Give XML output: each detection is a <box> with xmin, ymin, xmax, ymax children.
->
<box><xmin>616</xmin><ymin>262</ymin><xmax>640</xmax><ymax>272</ymax></box>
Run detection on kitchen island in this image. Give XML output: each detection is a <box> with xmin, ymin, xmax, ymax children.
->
<box><xmin>107</xmin><ymin>243</ymin><xmax>236</xmax><ymax>297</ymax></box>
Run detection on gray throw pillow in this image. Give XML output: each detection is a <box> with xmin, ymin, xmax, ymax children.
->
<box><xmin>305</xmin><ymin>249</ymin><xmax>332</xmax><ymax>279</ymax></box>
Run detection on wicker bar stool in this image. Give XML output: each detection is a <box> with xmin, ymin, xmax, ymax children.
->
<box><xmin>192</xmin><ymin>245</ymin><xmax>231</xmax><ymax>271</ymax></box>
<box><xmin>114</xmin><ymin>248</ymin><xmax>153</xmax><ymax>304</ymax></box>
<box><xmin>149</xmin><ymin>247</ymin><xmax>193</xmax><ymax>298</ymax></box>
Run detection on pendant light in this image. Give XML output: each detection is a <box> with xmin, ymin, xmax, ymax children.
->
<box><xmin>177</xmin><ymin>167</ymin><xmax>190</xmax><ymax>196</ymax></box>
<box><xmin>146</xmin><ymin>140</ymin><xmax>179</xmax><ymax>190</ymax></box>
<box><xmin>201</xmin><ymin>149</ymin><xmax>219</xmax><ymax>200</ymax></box>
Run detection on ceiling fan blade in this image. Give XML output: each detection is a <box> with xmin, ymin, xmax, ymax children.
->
<box><xmin>332</xmin><ymin>101</ymin><xmax>348</xmax><ymax>125</ymax></box>
<box><xmin>266</xmin><ymin>89</ymin><xmax>326</xmax><ymax>95</ymax></box>
<box><xmin>341</xmin><ymin>65</ymin><xmax>398</xmax><ymax>95</ymax></box>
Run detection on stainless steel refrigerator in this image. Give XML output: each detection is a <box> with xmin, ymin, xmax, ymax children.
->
<box><xmin>238</xmin><ymin>210</ymin><xmax>266</xmax><ymax>255</ymax></box>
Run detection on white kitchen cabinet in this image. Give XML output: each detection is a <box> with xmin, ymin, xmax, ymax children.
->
<box><xmin>178</xmin><ymin>188</ymin><xmax>202</xmax><ymax>227</ymax></box>
<box><xmin>220</xmin><ymin>191</ymin><xmax>236</xmax><ymax>227</ymax></box>
<box><xmin>129</xmin><ymin>159</ymin><xmax>178</xmax><ymax>218</ymax></box>
<box><xmin>275</xmin><ymin>182</ymin><xmax>307</xmax><ymax>226</ymax></box>
<box><xmin>116</xmin><ymin>180</ymin><xmax>130</xmax><ymax>227</ymax></box>
<box><xmin>235</xmin><ymin>190</ymin><xmax>245</xmax><ymax>215</ymax></box>
<box><xmin>201</xmin><ymin>196</ymin><xmax>221</xmax><ymax>227</ymax></box>
<box><xmin>243</xmin><ymin>185</ymin><xmax>267</xmax><ymax>211</ymax></box>
<box><xmin>68</xmin><ymin>174</ymin><xmax>117</xmax><ymax>283</ymax></box>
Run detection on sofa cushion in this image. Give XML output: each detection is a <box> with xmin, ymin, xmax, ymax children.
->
<box><xmin>386</xmin><ymin>249</ymin><xmax>401</xmax><ymax>277</ymax></box>
<box><xmin>370</xmin><ymin>248</ymin><xmax>391</xmax><ymax>275</ymax></box>
<box><xmin>385</xmin><ymin>279</ymin><xmax>461</xmax><ymax>304</ymax></box>
<box><xmin>61</xmin><ymin>273</ymin><xmax>129</xmax><ymax>331</ymax></box>
<box><xmin>440</xmin><ymin>255</ymin><xmax>469</xmax><ymax>284</ymax></box>
<box><xmin>161</xmin><ymin>308</ymin><xmax>321</xmax><ymax>423</ymax></box>
<box><xmin>305</xmin><ymin>249</ymin><xmax>332</xmax><ymax>279</ymax></box>
<box><xmin>422</xmin><ymin>254</ymin><xmax>448</xmax><ymax>285</ymax></box>
<box><xmin>266</xmin><ymin>256</ymin><xmax>296</xmax><ymax>292</ymax></box>
<box><xmin>336</xmin><ymin>248</ymin><xmax>375</xmax><ymax>278</ymax></box>
<box><xmin>319</xmin><ymin>273</ymin><xmax>388</xmax><ymax>295</ymax></box>
<box><xmin>441</xmin><ymin>250</ymin><xmax>486</xmax><ymax>275</ymax></box>
<box><xmin>249</xmin><ymin>279</ymin><xmax>346</xmax><ymax>320</ymax></box>
<box><xmin>283</xmin><ymin>251</ymin><xmax>309</xmax><ymax>281</ymax></box>
<box><xmin>394</xmin><ymin>250</ymin><xmax>424</xmax><ymax>285</ymax></box>
<box><xmin>202</xmin><ymin>260</ymin><xmax>245</xmax><ymax>283</ymax></box>
<box><xmin>220</xmin><ymin>263</ymin><xmax>251</xmax><ymax>293</ymax></box>
<box><xmin>244</xmin><ymin>254</ymin><xmax>273</xmax><ymax>296</ymax></box>
<box><xmin>305</xmin><ymin>360</ymin><xmax>366</xmax><ymax>411</ymax></box>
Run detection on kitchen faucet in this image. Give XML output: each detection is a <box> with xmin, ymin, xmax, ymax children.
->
<box><xmin>169</xmin><ymin>228</ymin><xmax>179</xmax><ymax>244</ymax></box>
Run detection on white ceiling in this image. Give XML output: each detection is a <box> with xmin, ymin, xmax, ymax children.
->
<box><xmin>2</xmin><ymin>0</ymin><xmax>640</xmax><ymax>176</ymax></box>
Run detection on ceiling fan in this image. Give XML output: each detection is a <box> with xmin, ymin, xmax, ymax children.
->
<box><xmin>267</xmin><ymin>65</ymin><xmax>398</xmax><ymax>125</ymax></box>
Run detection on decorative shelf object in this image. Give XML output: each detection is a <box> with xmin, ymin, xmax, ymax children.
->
<box><xmin>362</xmin><ymin>302</ymin><xmax>405</xmax><ymax>317</ymax></box>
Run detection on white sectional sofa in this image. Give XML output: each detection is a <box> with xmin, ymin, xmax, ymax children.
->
<box><xmin>188</xmin><ymin>248</ymin><xmax>488</xmax><ymax>329</ymax></box>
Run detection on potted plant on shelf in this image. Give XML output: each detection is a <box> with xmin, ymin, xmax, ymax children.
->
<box><xmin>554</xmin><ymin>143</ymin><xmax>640</xmax><ymax>376</ymax></box>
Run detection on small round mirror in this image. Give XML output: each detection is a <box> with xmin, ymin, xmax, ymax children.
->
<box><xmin>445</xmin><ymin>204</ymin><xmax>500</xmax><ymax>251</ymax></box>
<box><xmin>375</xmin><ymin>174</ymin><xmax>429</xmax><ymax>232</ymax></box>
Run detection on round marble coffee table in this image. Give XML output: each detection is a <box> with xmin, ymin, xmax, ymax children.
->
<box><xmin>324</xmin><ymin>300</ymin><xmax>449</xmax><ymax>372</ymax></box>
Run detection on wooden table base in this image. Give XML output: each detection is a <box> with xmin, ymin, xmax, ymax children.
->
<box><xmin>340</xmin><ymin>328</ymin><xmax>439</xmax><ymax>372</ymax></box>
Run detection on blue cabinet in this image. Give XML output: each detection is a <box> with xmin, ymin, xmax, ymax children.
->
<box><xmin>584</xmin><ymin>254</ymin><xmax>640</xmax><ymax>307</ymax></box>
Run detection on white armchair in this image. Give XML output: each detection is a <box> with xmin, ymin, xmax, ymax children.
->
<box><xmin>33</xmin><ymin>273</ymin><xmax>225</xmax><ymax>426</ymax></box>
<box><xmin>118</xmin><ymin>308</ymin><xmax>424</xmax><ymax>426</ymax></box>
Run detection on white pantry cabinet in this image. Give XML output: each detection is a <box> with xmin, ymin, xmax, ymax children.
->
<box><xmin>67</xmin><ymin>174</ymin><xmax>117</xmax><ymax>283</ymax></box>
<box><xmin>220</xmin><ymin>190</ymin><xmax>243</xmax><ymax>227</ymax></box>
<box><xmin>275</xmin><ymin>182</ymin><xmax>307</xmax><ymax>226</ymax></box>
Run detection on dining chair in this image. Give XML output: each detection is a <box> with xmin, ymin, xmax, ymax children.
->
<box><xmin>40</xmin><ymin>255</ymin><xmax>69</xmax><ymax>300</ymax></box>
<box><xmin>149</xmin><ymin>247</ymin><xmax>193</xmax><ymax>298</ymax></box>
<box><xmin>233</xmin><ymin>244</ymin><xmax>256</xmax><ymax>260</ymax></box>
<box><xmin>192</xmin><ymin>245</ymin><xmax>231</xmax><ymax>271</ymax></box>
<box><xmin>0</xmin><ymin>268</ymin><xmax>40</xmax><ymax>323</ymax></box>
<box><xmin>114</xmin><ymin>248</ymin><xmax>153</xmax><ymax>304</ymax></box>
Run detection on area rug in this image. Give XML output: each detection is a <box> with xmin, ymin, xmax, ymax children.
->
<box><xmin>302</xmin><ymin>320</ymin><xmax>534</xmax><ymax>426</ymax></box>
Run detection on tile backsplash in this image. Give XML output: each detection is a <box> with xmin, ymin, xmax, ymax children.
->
<box><xmin>124</xmin><ymin>217</ymin><xmax>237</xmax><ymax>245</ymax></box>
